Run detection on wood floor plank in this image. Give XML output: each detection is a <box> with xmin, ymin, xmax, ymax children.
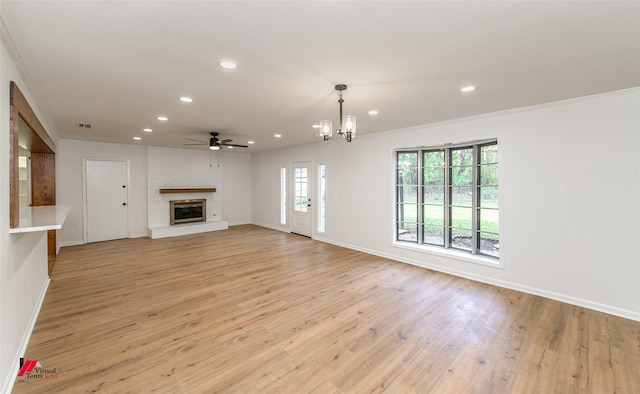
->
<box><xmin>12</xmin><ymin>225</ymin><xmax>640</xmax><ymax>393</ymax></box>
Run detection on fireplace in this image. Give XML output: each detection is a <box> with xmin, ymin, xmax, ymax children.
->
<box><xmin>170</xmin><ymin>199</ymin><xmax>206</xmax><ymax>225</ymax></box>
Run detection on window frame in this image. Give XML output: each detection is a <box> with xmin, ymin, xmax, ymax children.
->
<box><xmin>280</xmin><ymin>167</ymin><xmax>287</xmax><ymax>225</ymax></box>
<box><xmin>394</xmin><ymin>139</ymin><xmax>500</xmax><ymax>266</ymax></box>
<box><xmin>317</xmin><ymin>163</ymin><xmax>326</xmax><ymax>233</ymax></box>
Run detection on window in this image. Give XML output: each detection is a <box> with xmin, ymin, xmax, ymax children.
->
<box><xmin>395</xmin><ymin>140</ymin><xmax>499</xmax><ymax>259</ymax></box>
<box><xmin>318</xmin><ymin>164</ymin><xmax>326</xmax><ymax>233</ymax></box>
<box><xmin>294</xmin><ymin>167</ymin><xmax>308</xmax><ymax>212</ymax></box>
<box><xmin>280</xmin><ymin>167</ymin><xmax>287</xmax><ymax>225</ymax></box>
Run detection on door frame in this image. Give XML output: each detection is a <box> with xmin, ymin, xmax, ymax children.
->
<box><xmin>289</xmin><ymin>160</ymin><xmax>314</xmax><ymax>237</ymax></box>
<box><xmin>82</xmin><ymin>158</ymin><xmax>131</xmax><ymax>243</ymax></box>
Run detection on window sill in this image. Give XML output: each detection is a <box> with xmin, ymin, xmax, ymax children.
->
<box><xmin>391</xmin><ymin>241</ymin><xmax>503</xmax><ymax>269</ymax></box>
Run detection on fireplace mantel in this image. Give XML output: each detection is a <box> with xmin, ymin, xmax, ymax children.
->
<box><xmin>159</xmin><ymin>188</ymin><xmax>216</xmax><ymax>194</ymax></box>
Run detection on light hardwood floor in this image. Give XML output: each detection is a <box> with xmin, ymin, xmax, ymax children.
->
<box><xmin>13</xmin><ymin>225</ymin><xmax>640</xmax><ymax>393</ymax></box>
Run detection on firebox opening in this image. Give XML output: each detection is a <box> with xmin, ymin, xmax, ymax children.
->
<box><xmin>170</xmin><ymin>199</ymin><xmax>206</xmax><ymax>225</ymax></box>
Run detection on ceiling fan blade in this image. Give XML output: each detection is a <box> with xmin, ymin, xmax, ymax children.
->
<box><xmin>184</xmin><ymin>137</ymin><xmax>207</xmax><ymax>143</ymax></box>
<box><xmin>183</xmin><ymin>143</ymin><xmax>208</xmax><ymax>145</ymax></box>
<box><xmin>220</xmin><ymin>143</ymin><xmax>249</xmax><ymax>148</ymax></box>
<box><xmin>220</xmin><ymin>139</ymin><xmax>233</xmax><ymax>144</ymax></box>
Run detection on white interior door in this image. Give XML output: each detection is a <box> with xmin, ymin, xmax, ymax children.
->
<box><xmin>86</xmin><ymin>160</ymin><xmax>129</xmax><ymax>243</ymax></box>
<box><xmin>290</xmin><ymin>161</ymin><xmax>312</xmax><ymax>237</ymax></box>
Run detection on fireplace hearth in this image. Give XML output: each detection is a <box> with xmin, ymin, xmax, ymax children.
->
<box><xmin>170</xmin><ymin>199</ymin><xmax>206</xmax><ymax>225</ymax></box>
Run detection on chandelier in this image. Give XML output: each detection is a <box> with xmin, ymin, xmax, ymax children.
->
<box><xmin>319</xmin><ymin>84</ymin><xmax>356</xmax><ymax>142</ymax></box>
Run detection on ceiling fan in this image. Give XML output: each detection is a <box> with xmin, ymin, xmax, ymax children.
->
<box><xmin>184</xmin><ymin>132</ymin><xmax>248</xmax><ymax>150</ymax></box>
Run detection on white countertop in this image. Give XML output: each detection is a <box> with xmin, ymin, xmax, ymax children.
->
<box><xmin>9</xmin><ymin>205</ymin><xmax>71</xmax><ymax>234</ymax></box>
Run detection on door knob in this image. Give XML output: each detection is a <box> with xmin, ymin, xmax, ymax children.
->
<box><xmin>122</xmin><ymin>202</ymin><xmax>127</xmax><ymax>206</ymax></box>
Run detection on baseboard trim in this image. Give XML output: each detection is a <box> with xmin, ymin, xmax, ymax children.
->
<box><xmin>228</xmin><ymin>221</ymin><xmax>252</xmax><ymax>226</ymax></box>
<box><xmin>1</xmin><ymin>277</ymin><xmax>50</xmax><ymax>394</ymax></box>
<box><xmin>59</xmin><ymin>240</ymin><xmax>85</xmax><ymax>248</ymax></box>
<box><xmin>251</xmin><ymin>221</ymin><xmax>289</xmax><ymax>233</ymax></box>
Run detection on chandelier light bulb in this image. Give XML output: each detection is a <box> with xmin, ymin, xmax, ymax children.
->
<box><xmin>343</xmin><ymin>115</ymin><xmax>356</xmax><ymax>133</ymax></box>
<box><xmin>319</xmin><ymin>120</ymin><xmax>333</xmax><ymax>141</ymax></box>
<box><xmin>343</xmin><ymin>115</ymin><xmax>356</xmax><ymax>142</ymax></box>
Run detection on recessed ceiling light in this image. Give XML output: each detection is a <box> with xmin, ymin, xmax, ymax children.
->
<box><xmin>179</xmin><ymin>97</ymin><xmax>193</xmax><ymax>103</ymax></box>
<box><xmin>274</xmin><ymin>134</ymin><xmax>282</xmax><ymax>138</ymax></box>
<box><xmin>460</xmin><ymin>85</ymin><xmax>476</xmax><ymax>93</ymax></box>
<box><xmin>248</xmin><ymin>141</ymin><xmax>255</xmax><ymax>144</ymax></box>
<box><xmin>368</xmin><ymin>110</ymin><xmax>379</xmax><ymax>115</ymax></box>
<box><xmin>218</xmin><ymin>59</ymin><xmax>239</xmax><ymax>70</ymax></box>
<box><xmin>133</xmin><ymin>137</ymin><xmax>142</xmax><ymax>141</ymax></box>
<box><xmin>157</xmin><ymin>116</ymin><xmax>168</xmax><ymax>121</ymax></box>
<box><xmin>143</xmin><ymin>128</ymin><xmax>152</xmax><ymax>133</ymax></box>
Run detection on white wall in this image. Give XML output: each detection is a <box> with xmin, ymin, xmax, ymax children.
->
<box><xmin>0</xmin><ymin>38</ymin><xmax>54</xmax><ymax>392</ymax></box>
<box><xmin>221</xmin><ymin>151</ymin><xmax>251</xmax><ymax>225</ymax></box>
<box><xmin>252</xmin><ymin>88</ymin><xmax>640</xmax><ymax>321</ymax></box>
<box><xmin>57</xmin><ymin>139</ymin><xmax>148</xmax><ymax>245</ymax></box>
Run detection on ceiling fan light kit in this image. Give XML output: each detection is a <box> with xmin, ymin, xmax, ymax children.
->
<box><xmin>319</xmin><ymin>84</ymin><xmax>356</xmax><ymax>142</ymax></box>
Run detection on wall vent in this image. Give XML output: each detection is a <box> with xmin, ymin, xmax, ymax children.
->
<box><xmin>77</xmin><ymin>123</ymin><xmax>92</xmax><ymax>129</ymax></box>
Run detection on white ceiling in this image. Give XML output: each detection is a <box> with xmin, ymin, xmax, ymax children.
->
<box><xmin>2</xmin><ymin>1</ymin><xmax>639</xmax><ymax>153</ymax></box>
